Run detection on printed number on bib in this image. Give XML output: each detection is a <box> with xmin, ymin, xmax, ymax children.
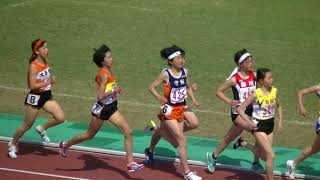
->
<box><xmin>92</xmin><ymin>102</ymin><xmax>103</xmax><ymax>115</ymax></box>
<box><xmin>160</xmin><ymin>104</ymin><xmax>173</xmax><ymax>116</ymax></box>
<box><xmin>170</xmin><ymin>87</ymin><xmax>187</xmax><ymax>104</ymax></box>
<box><xmin>26</xmin><ymin>94</ymin><xmax>40</xmax><ymax>105</ymax></box>
<box><xmin>262</xmin><ymin>105</ymin><xmax>274</xmax><ymax>118</ymax></box>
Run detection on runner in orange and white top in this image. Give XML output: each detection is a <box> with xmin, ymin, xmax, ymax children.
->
<box><xmin>8</xmin><ymin>39</ymin><xmax>65</xmax><ymax>158</ymax></box>
<box><xmin>58</xmin><ymin>44</ymin><xmax>144</xmax><ymax>172</ymax></box>
<box><xmin>146</xmin><ymin>45</ymin><xmax>201</xmax><ymax>180</ymax></box>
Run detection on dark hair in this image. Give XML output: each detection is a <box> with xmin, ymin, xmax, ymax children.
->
<box><xmin>160</xmin><ymin>45</ymin><xmax>185</xmax><ymax>66</ymax></box>
<box><xmin>234</xmin><ymin>48</ymin><xmax>248</xmax><ymax>65</ymax></box>
<box><xmin>29</xmin><ymin>39</ymin><xmax>46</xmax><ymax>63</ymax></box>
<box><xmin>256</xmin><ymin>68</ymin><xmax>271</xmax><ymax>83</ymax></box>
<box><xmin>93</xmin><ymin>44</ymin><xmax>110</xmax><ymax>67</ymax></box>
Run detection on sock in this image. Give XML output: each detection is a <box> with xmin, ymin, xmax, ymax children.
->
<box><xmin>212</xmin><ymin>153</ymin><xmax>217</xmax><ymax>160</ymax></box>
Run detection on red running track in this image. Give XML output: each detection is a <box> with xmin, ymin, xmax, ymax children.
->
<box><xmin>0</xmin><ymin>141</ymin><xmax>289</xmax><ymax>180</ymax></box>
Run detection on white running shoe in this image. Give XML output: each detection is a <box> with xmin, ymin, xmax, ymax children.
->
<box><xmin>206</xmin><ymin>152</ymin><xmax>217</xmax><ymax>173</ymax></box>
<box><xmin>36</xmin><ymin>125</ymin><xmax>50</xmax><ymax>143</ymax></box>
<box><xmin>59</xmin><ymin>141</ymin><xmax>67</xmax><ymax>157</ymax></box>
<box><xmin>184</xmin><ymin>171</ymin><xmax>202</xmax><ymax>180</ymax></box>
<box><xmin>8</xmin><ymin>141</ymin><xmax>18</xmax><ymax>159</ymax></box>
<box><xmin>286</xmin><ymin>160</ymin><xmax>296</xmax><ymax>179</ymax></box>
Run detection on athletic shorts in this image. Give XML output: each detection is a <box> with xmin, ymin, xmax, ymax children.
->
<box><xmin>91</xmin><ymin>101</ymin><xmax>118</xmax><ymax>120</ymax></box>
<box><xmin>231</xmin><ymin>106</ymin><xmax>253</xmax><ymax>122</ymax></box>
<box><xmin>24</xmin><ymin>90</ymin><xmax>52</xmax><ymax>109</ymax></box>
<box><xmin>158</xmin><ymin>104</ymin><xmax>185</xmax><ymax>123</ymax></box>
<box><xmin>252</xmin><ymin>118</ymin><xmax>274</xmax><ymax>135</ymax></box>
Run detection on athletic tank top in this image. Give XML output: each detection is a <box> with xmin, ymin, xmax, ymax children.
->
<box><xmin>163</xmin><ymin>68</ymin><xmax>187</xmax><ymax>106</ymax></box>
<box><xmin>252</xmin><ymin>87</ymin><xmax>277</xmax><ymax>120</ymax></box>
<box><xmin>95</xmin><ymin>68</ymin><xmax>117</xmax><ymax>105</ymax></box>
<box><xmin>231</xmin><ymin>71</ymin><xmax>256</xmax><ymax>103</ymax></box>
<box><xmin>28</xmin><ymin>60</ymin><xmax>51</xmax><ymax>92</ymax></box>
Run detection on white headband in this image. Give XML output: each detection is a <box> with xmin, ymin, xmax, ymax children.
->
<box><xmin>168</xmin><ymin>51</ymin><xmax>181</xmax><ymax>60</ymax></box>
<box><xmin>238</xmin><ymin>53</ymin><xmax>251</xmax><ymax>64</ymax></box>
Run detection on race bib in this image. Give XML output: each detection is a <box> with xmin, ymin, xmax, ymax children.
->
<box><xmin>260</xmin><ymin>105</ymin><xmax>275</xmax><ymax>119</ymax></box>
<box><xmin>91</xmin><ymin>102</ymin><xmax>103</xmax><ymax>115</ymax></box>
<box><xmin>160</xmin><ymin>104</ymin><xmax>173</xmax><ymax>116</ymax></box>
<box><xmin>170</xmin><ymin>87</ymin><xmax>187</xmax><ymax>104</ymax></box>
<box><xmin>26</xmin><ymin>94</ymin><xmax>40</xmax><ymax>105</ymax></box>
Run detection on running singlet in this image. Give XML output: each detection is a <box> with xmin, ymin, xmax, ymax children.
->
<box><xmin>163</xmin><ymin>68</ymin><xmax>187</xmax><ymax>106</ymax></box>
<box><xmin>252</xmin><ymin>87</ymin><xmax>277</xmax><ymax>120</ymax></box>
<box><xmin>28</xmin><ymin>60</ymin><xmax>51</xmax><ymax>92</ymax></box>
<box><xmin>95</xmin><ymin>68</ymin><xmax>117</xmax><ymax>105</ymax></box>
<box><xmin>231</xmin><ymin>71</ymin><xmax>256</xmax><ymax>113</ymax></box>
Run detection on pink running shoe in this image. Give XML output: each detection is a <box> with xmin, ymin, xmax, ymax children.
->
<box><xmin>127</xmin><ymin>162</ymin><xmax>144</xmax><ymax>172</ymax></box>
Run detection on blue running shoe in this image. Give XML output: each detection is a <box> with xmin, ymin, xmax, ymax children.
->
<box><xmin>144</xmin><ymin>148</ymin><xmax>154</xmax><ymax>166</ymax></box>
<box><xmin>251</xmin><ymin>161</ymin><xmax>264</xmax><ymax>173</ymax></box>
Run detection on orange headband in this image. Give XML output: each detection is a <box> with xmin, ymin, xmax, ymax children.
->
<box><xmin>32</xmin><ymin>39</ymin><xmax>44</xmax><ymax>53</ymax></box>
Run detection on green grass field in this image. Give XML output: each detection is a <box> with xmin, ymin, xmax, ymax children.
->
<box><xmin>0</xmin><ymin>0</ymin><xmax>319</xmax><ymax>148</ymax></box>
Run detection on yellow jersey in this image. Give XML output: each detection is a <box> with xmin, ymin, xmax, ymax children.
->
<box><xmin>252</xmin><ymin>87</ymin><xmax>277</xmax><ymax>120</ymax></box>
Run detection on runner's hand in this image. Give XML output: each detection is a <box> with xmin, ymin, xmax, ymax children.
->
<box><xmin>114</xmin><ymin>85</ymin><xmax>122</xmax><ymax>94</ymax></box>
<box><xmin>161</xmin><ymin>97</ymin><xmax>168</xmax><ymax>104</ymax></box>
<box><xmin>247</xmin><ymin>121</ymin><xmax>257</xmax><ymax>131</ymax></box>
<box><xmin>230</xmin><ymin>100</ymin><xmax>240</xmax><ymax>107</ymax></box>
<box><xmin>192</xmin><ymin>100</ymin><xmax>200</xmax><ymax>108</ymax></box>
<box><xmin>299</xmin><ymin>106</ymin><xmax>308</xmax><ymax>117</ymax></box>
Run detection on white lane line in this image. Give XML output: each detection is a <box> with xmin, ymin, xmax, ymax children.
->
<box><xmin>0</xmin><ymin>85</ymin><xmax>314</xmax><ymax>125</ymax></box>
<box><xmin>0</xmin><ymin>167</ymin><xmax>91</xmax><ymax>180</ymax></box>
<box><xmin>0</xmin><ymin>85</ymin><xmax>228</xmax><ymax>115</ymax></box>
<box><xmin>0</xmin><ymin>0</ymin><xmax>33</xmax><ymax>9</ymax></box>
<box><xmin>52</xmin><ymin>0</ymin><xmax>156</xmax><ymax>12</ymax></box>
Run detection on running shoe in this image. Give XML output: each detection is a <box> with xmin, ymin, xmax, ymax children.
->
<box><xmin>127</xmin><ymin>162</ymin><xmax>144</xmax><ymax>172</ymax></box>
<box><xmin>286</xmin><ymin>160</ymin><xmax>296</xmax><ymax>179</ymax></box>
<box><xmin>36</xmin><ymin>125</ymin><xmax>50</xmax><ymax>143</ymax></box>
<box><xmin>184</xmin><ymin>171</ymin><xmax>202</xmax><ymax>180</ymax></box>
<box><xmin>206</xmin><ymin>152</ymin><xmax>217</xmax><ymax>173</ymax></box>
<box><xmin>144</xmin><ymin>148</ymin><xmax>155</xmax><ymax>166</ymax></box>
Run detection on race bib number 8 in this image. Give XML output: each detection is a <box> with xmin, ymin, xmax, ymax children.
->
<box><xmin>160</xmin><ymin>104</ymin><xmax>173</xmax><ymax>116</ymax></box>
<box><xmin>92</xmin><ymin>102</ymin><xmax>103</xmax><ymax>115</ymax></box>
<box><xmin>26</xmin><ymin>94</ymin><xmax>40</xmax><ymax>105</ymax></box>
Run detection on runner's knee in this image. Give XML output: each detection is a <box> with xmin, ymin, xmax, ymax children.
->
<box><xmin>54</xmin><ymin>111</ymin><xmax>65</xmax><ymax>123</ymax></box>
<box><xmin>188</xmin><ymin>119</ymin><xmax>199</xmax><ymax>129</ymax></box>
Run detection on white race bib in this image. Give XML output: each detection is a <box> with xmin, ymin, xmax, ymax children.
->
<box><xmin>160</xmin><ymin>104</ymin><xmax>173</xmax><ymax>116</ymax></box>
<box><xmin>91</xmin><ymin>102</ymin><xmax>103</xmax><ymax>115</ymax></box>
<box><xmin>26</xmin><ymin>94</ymin><xmax>40</xmax><ymax>105</ymax></box>
<box><xmin>170</xmin><ymin>87</ymin><xmax>187</xmax><ymax>104</ymax></box>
